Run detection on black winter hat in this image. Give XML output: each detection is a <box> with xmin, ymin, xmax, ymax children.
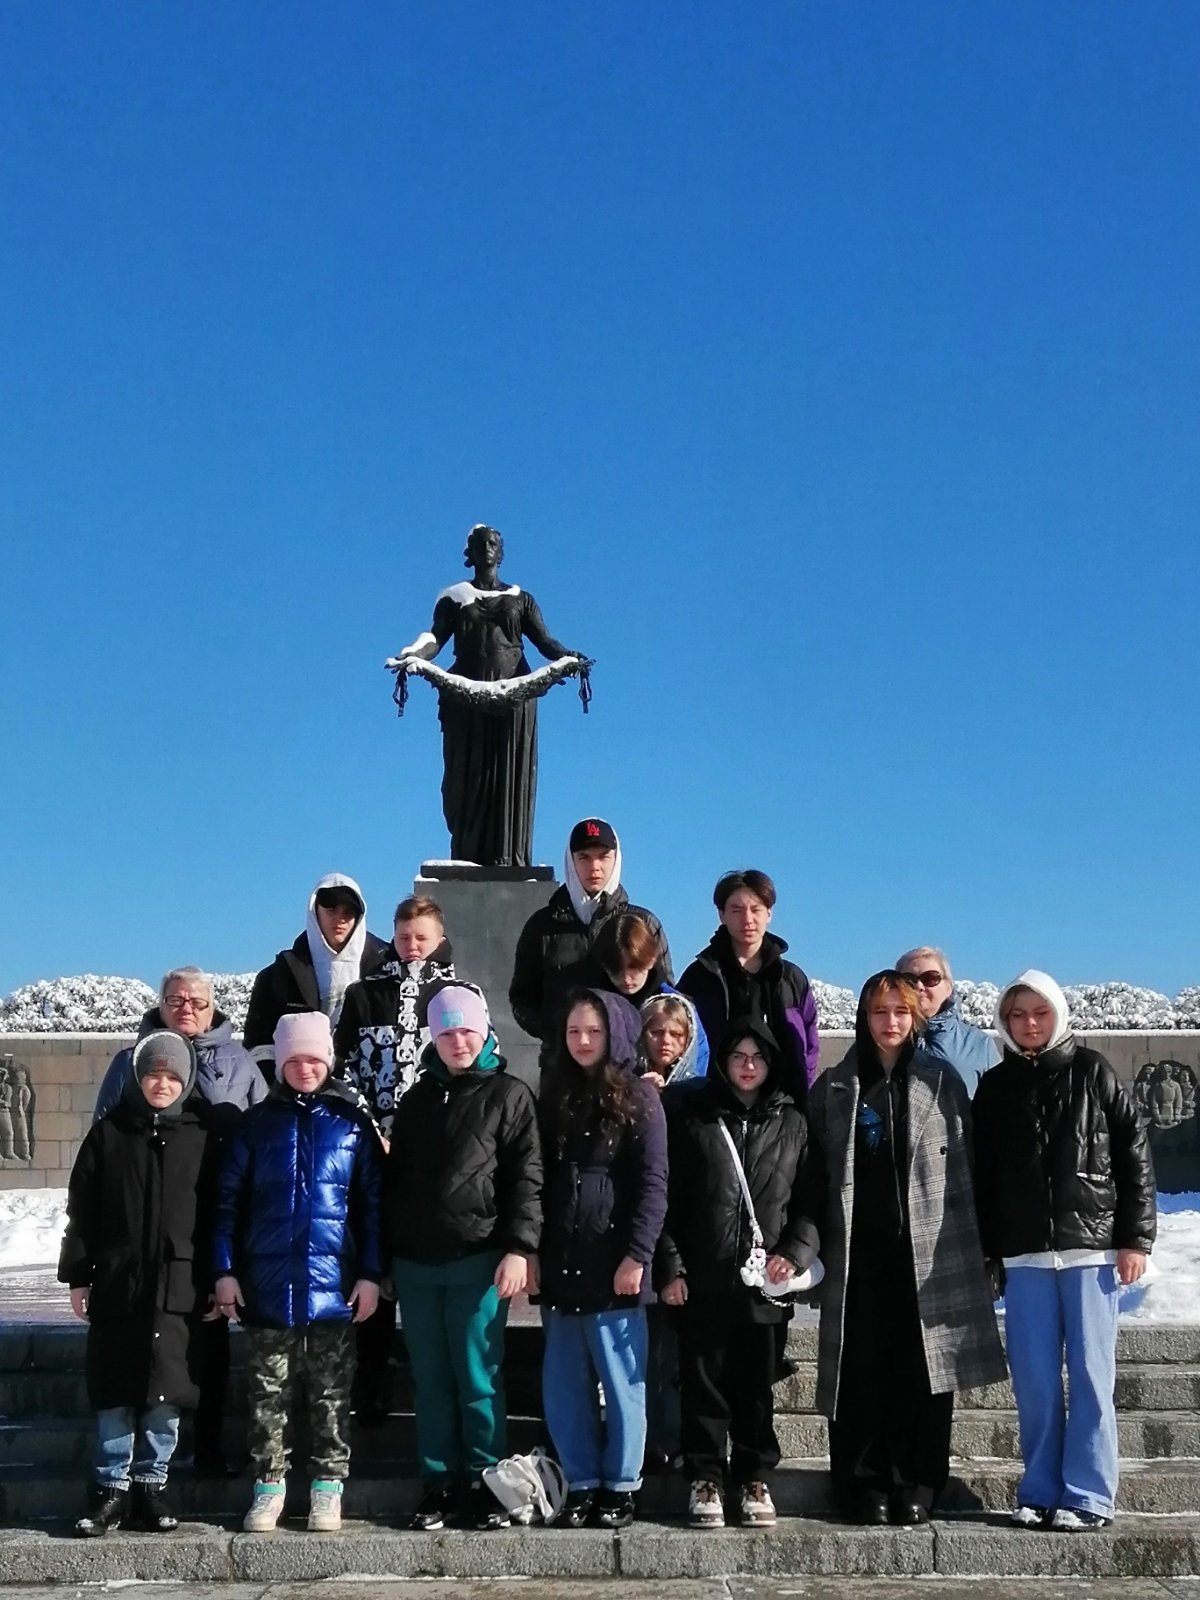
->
<box><xmin>569</xmin><ymin>817</ymin><xmax>617</xmax><ymax>853</ymax></box>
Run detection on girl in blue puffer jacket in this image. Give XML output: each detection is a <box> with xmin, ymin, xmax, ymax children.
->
<box><xmin>212</xmin><ymin>1012</ymin><xmax>383</xmax><ymax>1535</ymax></box>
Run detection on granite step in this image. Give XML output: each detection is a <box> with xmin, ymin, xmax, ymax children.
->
<box><xmin>0</xmin><ymin>1513</ymin><xmax>1199</xmax><ymax>1583</ymax></box>
<box><xmin>3</xmin><ymin>1319</ymin><xmax>1199</xmax><ymax>1372</ymax></box>
<box><xmin>773</xmin><ymin>1362</ymin><xmax>1200</xmax><ymax>1413</ymax></box>
<box><xmin>4</xmin><ymin>1457</ymin><xmax>1199</xmax><ymax>1523</ymax></box>
<box><xmin>5</xmin><ymin>1406</ymin><xmax>1199</xmax><ymax>1468</ymax></box>
<box><xmin>6</xmin><ymin>1361</ymin><xmax>1198</xmax><ymax>1423</ymax></box>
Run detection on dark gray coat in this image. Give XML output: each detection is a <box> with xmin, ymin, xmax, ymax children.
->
<box><xmin>804</xmin><ymin>1046</ymin><xmax>1006</xmax><ymax>1416</ymax></box>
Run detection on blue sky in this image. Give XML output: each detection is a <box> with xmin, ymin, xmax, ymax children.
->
<box><xmin>3</xmin><ymin>2</ymin><xmax>1197</xmax><ymax>997</ymax></box>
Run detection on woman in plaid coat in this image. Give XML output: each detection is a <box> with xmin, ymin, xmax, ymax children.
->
<box><xmin>802</xmin><ymin>970</ymin><xmax>1005</xmax><ymax>1526</ymax></box>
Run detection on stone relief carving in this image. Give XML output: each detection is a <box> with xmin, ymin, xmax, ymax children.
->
<box><xmin>1134</xmin><ymin>1060</ymin><xmax>1198</xmax><ymax>1130</ymax></box>
<box><xmin>0</xmin><ymin>1056</ymin><xmax>34</xmax><ymax>1165</ymax></box>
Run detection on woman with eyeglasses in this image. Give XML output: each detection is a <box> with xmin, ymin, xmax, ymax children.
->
<box><xmin>801</xmin><ymin>970</ymin><xmax>1005</xmax><ymax>1526</ymax></box>
<box><xmin>895</xmin><ymin>947</ymin><xmax>1000</xmax><ymax>1098</ymax></box>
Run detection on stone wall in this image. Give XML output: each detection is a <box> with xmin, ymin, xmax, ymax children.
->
<box><xmin>4</xmin><ymin>1028</ymin><xmax>1200</xmax><ymax>1192</ymax></box>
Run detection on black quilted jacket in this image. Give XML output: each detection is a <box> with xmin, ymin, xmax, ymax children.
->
<box><xmin>973</xmin><ymin>1039</ymin><xmax>1156</xmax><ymax>1259</ymax></box>
<box><xmin>384</xmin><ymin>1049</ymin><xmax>542</xmax><ymax>1264</ymax></box>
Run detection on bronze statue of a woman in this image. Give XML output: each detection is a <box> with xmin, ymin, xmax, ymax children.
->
<box><xmin>386</xmin><ymin>526</ymin><xmax>589</xmax><ymax>868</ymax></box>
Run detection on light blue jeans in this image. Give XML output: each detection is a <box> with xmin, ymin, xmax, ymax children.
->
<box><xmin>1004</xmin><ymin>1264</ymin><xmax>1120</xmax><ymax>1517</ymax></box>
<box><xmin>94</xmin><ymin>1402</ymin><xmax>181</xmax><ymax>1487</ymax></box>
<box><xmin>542</xmin><ymin>1307</ymin><xmax>647</xmax><ymax>1492</ymax></box>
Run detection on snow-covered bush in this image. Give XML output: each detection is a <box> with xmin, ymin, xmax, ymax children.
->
<box><xmin>1</xmin><ymin>972</ymin><xmax>1197</xmax><ymax>1034</ymax></box>
<box><xmin>1063</xmin><ymin>983</ymin><xmax>1176</xmax><ymax>1031</ymax></box>
<box><xmin>955</xmin><ymin>981</ymin><xmax>1001</xmax><ymax>1027</ymax></box>
<box><xmin>212</xmin><ymin>973</ymin><xmax>255</xmax><ymax>1029</ymax></box>
<box><xmin>0</xmin><ymin>975</ymin><xmax>158</xmax><ymax>1034</ymax></box>
<box><xmin>0</xmin><ymin>972</ymin><xmax>255</xmax><ymax>1033</ymax></box>
<box><xmin>812</xmin><ymin>980</ymin><xmax>856</xmax><ymax>1030</ymax></box>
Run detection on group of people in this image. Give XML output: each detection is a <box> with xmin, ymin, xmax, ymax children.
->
<box><xmin>59</xmin><ymin>817</ymin><xmax>1157</xmax><ymax>1543</ymax></box>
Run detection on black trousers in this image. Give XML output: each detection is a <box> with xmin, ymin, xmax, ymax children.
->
<box><xmin>193</xmin><ymin>1314</ymin><xmax>230</xmax><ymax>1458</ymax></box>
<box><xmin>828</xmin><ymin>1242</ymin><xmax>953</xmax><ymax>1512</ymax></box>
<box><xmin>677</xmin><ymin>1299</ymin><xmax>780</xmax><ymax>1487</ymax></box>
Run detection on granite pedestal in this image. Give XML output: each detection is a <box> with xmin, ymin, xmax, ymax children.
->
<box><xmin>413</xmin><ymin>862</ymin><xmax>557</xmax><ymax>1091</ymax></box>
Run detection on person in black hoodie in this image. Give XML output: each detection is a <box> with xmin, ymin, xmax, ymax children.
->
<box><xmin>656</xmin><ymin>1019</ymin><xmax>818</xmax><ymax>1530</ymax></box>
<box><xmin>509</xmin><ymin>818</ymin><xmax>672</xmax><ymax>1053</ymax></box>
<box><xmin>678</xmin><ymin>870</ymin><xmax>819</xmax><ymax>1105</ymax></box>
<box><xmin>243</xmin><ymin>873</ymin><xmax>391</xmax><ymax>1075</ymax></box>
<box><xmin>973</xmin><ymin>970</ymin><xmax>1155</xmax><ymax>1532</ymax></box>
<box><xmin>60</xmin><ymin>1031</ymin><xmax>218</xmax><ymax>1538</ymax></box>
<box><xmin>387</xmin><ymin>983</ymin><xmax>541</xmax><ymax>1534</ymax></box>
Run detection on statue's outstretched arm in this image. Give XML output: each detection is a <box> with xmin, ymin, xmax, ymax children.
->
<box><xmin>521</xmin><ymin>592</ymin><xmax>582</xmax><ymax>662</ymax></box>
<box><xmin>385</xmin><ymin>597</ymin><xmax>456</xmax><ymax>669</ymax></box>
<box><xmin>384</xmin><ymin>631</ymin><xmax>438</xmax><ymax>670</ymax></box>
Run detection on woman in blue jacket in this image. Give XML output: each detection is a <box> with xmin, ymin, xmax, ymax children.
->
<box><xmin>212</xmin><ymin>1012</ymin><xmax>383</xmax><ymax>1535</ymax></box>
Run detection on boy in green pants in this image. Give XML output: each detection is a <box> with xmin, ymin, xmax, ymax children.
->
<box><xmin>386</xmin><ymin>983</ymin><xmax>542</xmax><ymax>1530</ymax></box>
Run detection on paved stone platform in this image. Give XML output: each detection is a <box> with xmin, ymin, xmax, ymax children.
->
<box><xmin>0</xmin><ymin>1583</ymin><xmax>1199</xmax><ymax>1600</ymax></box>
<box><xmin>1</xmin><ymin>1515</ymin><xmax>1199</xmax><ymax>1584</ymax></box>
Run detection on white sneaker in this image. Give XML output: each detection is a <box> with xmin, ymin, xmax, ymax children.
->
<box><xmin>1051</xmin><ymin>1506</ymin><xmax>1111</xmax><ymax>1531</ymax></box>
<box><xmin>739</xmin><ymin>1480</ymin><xmax>776</xmax><ymax>1527</ymax></box>
<box><xmin>688</xmin><ymin>1479</ymin><xmax>725</xmax><ymax>1528</ymax></box>
<box><xmin>243</xmin><ymin>1479</ymin><xmax>286</xmax><ymax>1532</ymax></box>
<box><xmin>1010</xmin><ymin>1502</ymin><xmax>1052</xmax><ymax>1528</ymax></box>
<box><xmin>308</xmin><ymin>1478</ymin><xmax>344</xmax><ymax>1532</ymax></box>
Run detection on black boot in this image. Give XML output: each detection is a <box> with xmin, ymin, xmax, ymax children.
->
<box><xmin>75</xmin><ymin>1482</ymin><xmax>129</xmax><ymax>1538</ymax></box>
<box><xmin>128</xmin><ymin>1481</ymin><xmax>178</xmax><ymax>1533</ymax></box>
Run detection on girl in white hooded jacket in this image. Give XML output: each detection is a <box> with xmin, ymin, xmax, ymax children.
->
<box><xmin>973</xmin><ymin>970</ymin><xmax>1156</xmax><ymax>1532</ymax></box>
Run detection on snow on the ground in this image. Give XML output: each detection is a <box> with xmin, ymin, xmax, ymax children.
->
<box><xmin>5</xmin><ymin>973</ymin><xmax>1196</xmax><ymax>1035</ymax></box>
<box><xmin>1120</xmin><ymin>1193</ymin><xmax>1200</xmax><ymax>1323</ymax></box>
<box><xmin>0</xmin><ymin>1188</ymin><xmax>68</xmax><ymax>1269</ymax></box>
<box><xmin>2</xmin><ymin>1188</ymin><xmax>1199</xmax><ymax>1324</ymax></box>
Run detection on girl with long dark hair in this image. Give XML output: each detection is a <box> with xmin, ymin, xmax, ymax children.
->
<box><xmin>531</xmin><ymin>987</ymin><xmax>668</xmax><ymax>1530</ymax></box>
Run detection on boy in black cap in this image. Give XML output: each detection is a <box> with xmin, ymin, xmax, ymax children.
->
<box><xmin>60</xmin><ymin>1031</ymin><xmax>218</xmax><ymax>1537</ymax></box>
<box><xmin>509</xmin><ymin>817</ymin><xmax>672</xmax><ymax>1055</ymax></box>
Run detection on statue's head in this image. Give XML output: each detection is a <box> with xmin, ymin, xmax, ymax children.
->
<box><xmin>463</xmin><ymin>524</ymin><xmax>504</xmax><ymax>571</ymax></box>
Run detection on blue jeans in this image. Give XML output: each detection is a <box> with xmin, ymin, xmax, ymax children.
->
<box><xmin>94</xmin><ymin>1403</ymin><xmax>181</xmax><ymax>1487</ymax></box>
<box><xmin>1004</xmin><ymin>1264</ymin><xmax>1120</xmax><ymax>1517</ymax></box>
<box><xmin>542</xmin><ymin>1307</ymin><xmax>647</xmax><ymax>1493</ymax></box>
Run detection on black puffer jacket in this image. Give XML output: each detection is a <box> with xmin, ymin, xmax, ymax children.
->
<box><xmin>244</xmin><ymin>930</ymin><xmax>392</xmax><ymax>1057</ymax></box>
<box><xmin>59</xmin><ymin>1094</ymin><xmax>218</xmax><ymax>1409</ymax></box>
<box><xmin>973</xmin><ymin>1040</ymin><xmax>1156</xmax><ymax>1259</ymax></box>
<box><xmin>656</xmin><ymin>1019</ymin><xmax>817</xmax><ymax>1321</ymax></box>
<box><xmin>385</xmin><ymin>1043</ymin><xmax>542</xmax><ymax>1265</ymax></box>
<box><xmin>509</xmin><ymin>885</ymin><xmax>672</xmax><ymax>1041</ymax></box>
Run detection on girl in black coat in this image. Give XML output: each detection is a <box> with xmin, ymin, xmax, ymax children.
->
<box><xmin>59</xmin><ymin>1031</ymin><xmax>219</xmax><ymax>1538</ymax></box>
<box><xmin>657</xmin><ymin>1018</ymin><xmax>817</xmax><ymax>1530</ymax></box>
<box><xmin>534</xmin><ymin>986</ymin><xmax>668</xmax><ymax>1530</ymax></box>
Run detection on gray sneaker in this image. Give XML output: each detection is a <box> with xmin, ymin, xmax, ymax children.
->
<box><xmin>243</xmin><ymin>1479</ymin><xmax>286</xmax><ymax>1532</ymax></box>
<box><xmin>308</xmin><ymin>1478</ymin><xmax>343</xmax><ymax>1532</ymax></box>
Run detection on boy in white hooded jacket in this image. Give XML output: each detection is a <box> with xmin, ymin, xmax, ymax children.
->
<box><xmin>973</xmin><ymin>970</ymin><xmax>1156</xmax><ymax>1531</ymax></box>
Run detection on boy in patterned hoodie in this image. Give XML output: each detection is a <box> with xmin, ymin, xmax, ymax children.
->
<box><xmin>335</xmin><ymin>895</ymin><xmax>456</xmax><ymax>1142</ymax></box>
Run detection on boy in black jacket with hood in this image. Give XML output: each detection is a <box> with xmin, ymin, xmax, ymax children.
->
<box><xmin>657</xmin><ymin>1018</ymin><xmax>818</xmax><ymax>1531</ymax></box>
<box><xmin>60</xmin><ymin>1031</ymin><xmax>219</xmax><ymax>1537</ymax></box>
